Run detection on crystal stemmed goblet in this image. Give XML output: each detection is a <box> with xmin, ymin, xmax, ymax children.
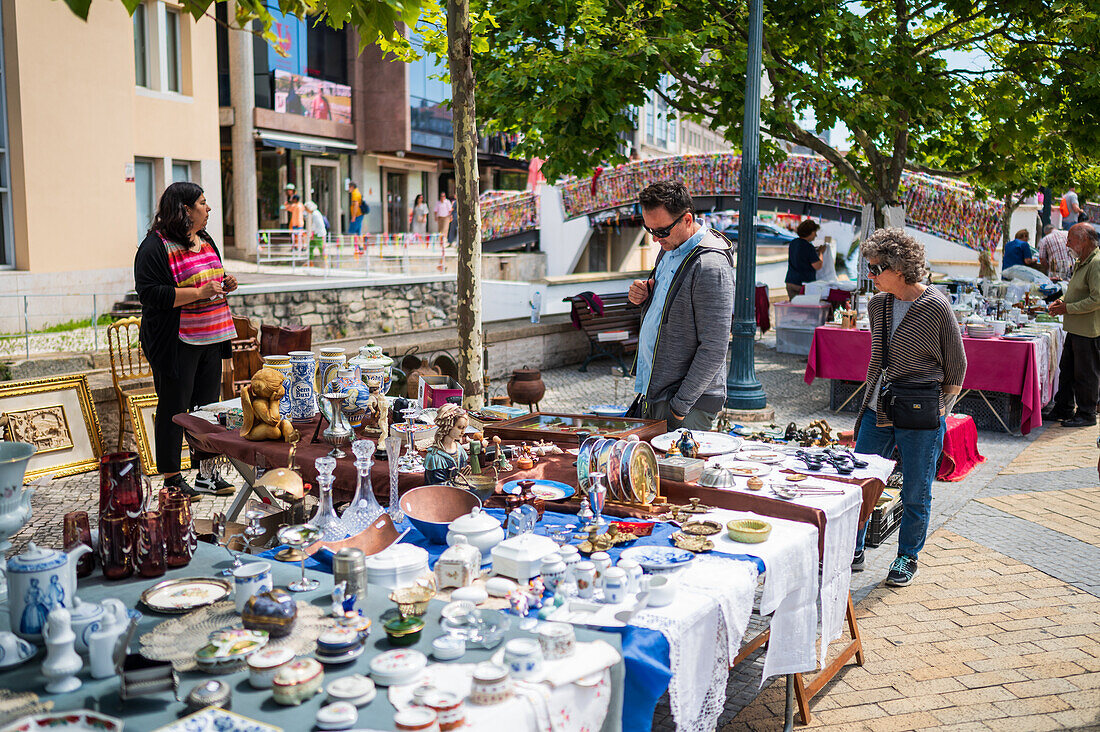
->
<box><xmin>587</xmin><ymin>472</ymin><xmax>609</xmax><ymax>529</ymax></box>
<box><xmin>276</xmin><ymin>523</ymin><xmax>322</xmax><ymax>592</ymax></box>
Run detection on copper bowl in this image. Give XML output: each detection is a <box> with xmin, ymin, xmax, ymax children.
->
<box><xmin>399</xmin><ymin>484</ymin><xmax>483</xmax><ymax>544</ymax></box>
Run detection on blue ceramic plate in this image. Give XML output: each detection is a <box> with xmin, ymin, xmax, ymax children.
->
<box><xmin>588</xmin><ymin>404</ymin><xmax>628</xmax><ymax>417</ymax></box>
<box><xmin>619</xmin><ymin>545</ymin><xmax>695</xmax><ymax>571</ymax></box>
<box><xmin>501</xmin><ymin>479</ymin><xmax>576</xmax><ymax>501</ymax></box>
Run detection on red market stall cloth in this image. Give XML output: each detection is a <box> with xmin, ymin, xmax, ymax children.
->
<box><xmin>937</xmin><ymin>414</ymin><xmax>986</xmax><ymax>481</ymax></box>
<box><xmin>803</xmin><ymin>325</ymin><xmax>1050</xmax><ymax>435</ymax></box>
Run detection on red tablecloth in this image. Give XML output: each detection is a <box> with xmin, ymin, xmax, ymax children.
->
<box><xmin>803</xmin><ymin>325</ymin><xmax>1045</xmax><ymax>434</ymax></box>
<box><xmin>937</xmin><ymin>414</ymin><xmax>985</xmax><ymax>481</ymax></box>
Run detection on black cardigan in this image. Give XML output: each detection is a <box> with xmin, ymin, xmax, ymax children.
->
<box><xmin>134</xmin><ymin>230</ymin><xmax>232</xmax><ymax>377</ymax></box>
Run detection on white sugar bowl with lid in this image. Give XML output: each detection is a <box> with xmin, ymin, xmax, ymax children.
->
<box><xmin>446</xmin><ymin>507</ymin><xmax>504</xmax><ymax>558</ymax></box>
<box><xmin>364</xmin><ymin>544</ymin><xmax>430</xmax><ymax>590</ymax></box>
<box><xmin>326</xmin><ymin>673</ymin><xmax>377</xmax><ymax>706</ymax></box>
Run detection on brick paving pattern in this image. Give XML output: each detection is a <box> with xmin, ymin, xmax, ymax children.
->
<box><xmin>8</xmin><ymin>334</ymin><xmax>1100</xmax><ymax>730</ymax></box>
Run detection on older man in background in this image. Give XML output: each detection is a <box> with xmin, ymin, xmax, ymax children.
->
<box><xmin>1045</xmin><ymin>223</ymin><xmax>1100</xmax><ymax>427</ymax></box>
<box><xmin>1038</xmin><ymin>224</ymin><xmax>1074</xmax><ymax>281</ymax></box>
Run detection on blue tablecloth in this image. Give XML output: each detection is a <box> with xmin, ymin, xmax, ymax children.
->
<box><xmin>263</xmin><ymin>509</ymin><xmax>767</xmax><ymax>732</ymax></box>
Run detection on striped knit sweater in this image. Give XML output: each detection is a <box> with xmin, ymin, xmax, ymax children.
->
<box><xmin>857</xmin><ymin>287</ymin><xmax>967</xmax><ymax>428</ymax></box>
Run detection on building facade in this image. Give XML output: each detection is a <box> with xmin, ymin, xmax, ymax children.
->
<box><xmin>0</xmin><ymin>0</ymin><xmax>221</xmax><ymax>308</ymax></box>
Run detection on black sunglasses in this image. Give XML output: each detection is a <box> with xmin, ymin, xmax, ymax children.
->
<box><xmin>867</xmin><ymin>261</ymin><xmax>889</xmax><ymax>276</ymax></box>
<box><xmin>643</xmin><ymin>211</ymin><xmax>688</xmax><ymax>239</ymax></box>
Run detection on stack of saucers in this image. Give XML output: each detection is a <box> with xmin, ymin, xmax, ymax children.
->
<box><xmin>966</xmin><ymin>322</ymin><xmax>996</xmax><ymax>339</ymax></box>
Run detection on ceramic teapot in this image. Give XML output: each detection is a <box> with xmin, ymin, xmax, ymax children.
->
<box><xmin>7</xmin><ymin>542</ymin><xmax>92</xmax><ymax>643</ymax></box>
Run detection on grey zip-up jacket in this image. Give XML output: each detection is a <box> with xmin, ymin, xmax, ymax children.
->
<box><xmin>631</xmin><ymin>229</ymin><xmax>735</xmax><ymax>416</ymax></box>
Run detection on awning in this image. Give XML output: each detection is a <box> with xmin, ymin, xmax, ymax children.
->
<box><xmin>256</xmin><ymin>130</ymin><xmax>358</xmax><ymax>155</ymax></box>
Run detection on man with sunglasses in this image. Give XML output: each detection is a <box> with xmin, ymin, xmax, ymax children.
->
<box><xmin>627</xmin><ymin>181</ymin><xmax>735</xmax><ymax>431</ymax></box>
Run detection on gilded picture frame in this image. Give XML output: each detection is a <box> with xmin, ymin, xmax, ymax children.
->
<box><xmin>128</xmin><ymin>392</ymin><xmax>190</xmax><ymax>475</ymax></box>
<box><xmin>0</xmin><ymin>374</ymin><xmax>103</xmax><ymax>480</ymax></box>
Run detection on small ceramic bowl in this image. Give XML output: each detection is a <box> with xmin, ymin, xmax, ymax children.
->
<box><xmin>370</xmin><ymin>648</ymin><xmax>428</xmax><ymax>687</ymax></box>
<box><xmin>726</xmin><ymin>519</ymin><xmax>772</xmax><ymax>543</ymax></box>
<box><xmin>432</xmin><ymin>635</ymin><xmax>466</xmax><ymax>661</ymax></box>
<box><xmin>316</xmin><ymin>702</ymin><xmax>358</xmax><ymax>731</ymax></box>
<box><xmin>246</xmin><ymin>646</ymin><xmax>295</xmax><ymax>689</ymax></box>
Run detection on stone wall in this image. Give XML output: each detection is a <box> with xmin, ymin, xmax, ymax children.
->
<box><xmin>229</xmin><ymin>280</ymin><xmax>458</xmax><ymax>341</ymax></box>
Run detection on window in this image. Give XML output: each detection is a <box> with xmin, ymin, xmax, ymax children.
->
<box><xmin>134</xmin><ymin>159</ymin><xmax>155</xmax><ymax>241</ymax></box>
<box><xmin>165</xmin><ymin>9</ymin><xmax>181</xmax><ymax>92</ymax></box>
<box><xmin>172</xmin><ymin>162</ymin><xmax>191</xmax><ymax>183</ymax></box>
<box><xmin>133</xmin><ymin>4</ymin><xmax>148</xmax><ymax>87</ymax></box>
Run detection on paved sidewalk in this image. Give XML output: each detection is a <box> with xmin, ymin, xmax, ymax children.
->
<box><xmin>7</xmin><ymin>333</ymin><xmax>1100</xmax><ymax>730</ymax></box>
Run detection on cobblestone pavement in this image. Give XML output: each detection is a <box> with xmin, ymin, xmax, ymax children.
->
<box><xmin>8</xmin><ymin>331</ymin><xmax>1100</xmax><ymax>730</ymax></box>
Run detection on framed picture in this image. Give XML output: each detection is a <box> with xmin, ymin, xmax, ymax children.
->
<box><xmin>127</xmin><ymin>392</ymin><xmax>191</xmax><ymax>475</ymax></box>
<box><xmin>0</xmin><ymin>374</ymin><xmax>103</xmax><ymax>480</ymax></box>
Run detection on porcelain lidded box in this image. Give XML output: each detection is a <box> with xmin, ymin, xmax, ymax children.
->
<box><xmin>490</xmin><ymin>533</ymin><xmax>559</xmax><ymax>583</ymax></box>
<box><xmin>273</xmin><ymin>657</ymin><xmax>325</xmax><ymax>705</ymax></box>
<box><xmin>364</xmin><ymin>544</ymin><xmax>430</xmax><ymax>590</ymax></box>
<box><xmin>434</xmin><ymin>535</ymin><xmax>481</xmax><ymax>589</ymax></box>
<box><xmin>446</xmin><ymin>506</ymin><xmax>504</xmax><ymax>558</ymax></box>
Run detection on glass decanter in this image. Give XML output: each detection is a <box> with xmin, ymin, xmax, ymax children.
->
<box><xmin>343</xmin><ymin>439</ymin><xmax>385</xmax><ymax>535</ymax></box>
<box><xmin>312</xmin><ymin>456</ymin><xmax>348</xmax><ymax>542</ymax></box>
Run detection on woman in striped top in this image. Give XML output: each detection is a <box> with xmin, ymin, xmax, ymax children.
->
<box><xmin>135</xmin><ymin>182</ymin><xmax>239</xmax><ymax>499</ymax></box>
<box><xmin>853</xmin><ymin>229</ymin><xmax>966</xmax><ymax>587</ymax></box>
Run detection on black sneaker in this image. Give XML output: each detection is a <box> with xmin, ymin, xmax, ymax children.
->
<box><xmin>163</xmin><ymin>474</ymin><xmax>202</xmax><ymax>502</ymax></box>
<box><xmin>1042</xmin><ymin>405</ymin><xmax>1074</xmax><ymax>421</ymax></box>
<box><xmin>852</xmin><ymin>550</ymin><xmax>865</xmax><ymax>572</ymax></box>
<box><xmin>1062</xmin><ymin>414</ymin><xmax>1097</xmax><ymax>428</ymax></box>
<box><xmin>885</xmin><ymin>555</ymin><xmax>918</xmax><ymax>587</ymax></box>
<box><xmin>193</xmin><ymin>472</ymin><xmax>235</xmax><ymax>496</ymax></box>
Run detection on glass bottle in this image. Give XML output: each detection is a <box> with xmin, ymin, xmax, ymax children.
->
<box><xmin>344</xmin><ymin>440</ymin><xmax>385</xmax><ymax>535</ymax></box>
<box><xmin>385</xmin><ymin>434</ymin><xmax>406</xmax><ymax>522</ymax></box>
<box><xmin>312</xmin><ymin>456</ymin><xmax>348</xmax><ymax>542</ymax></box>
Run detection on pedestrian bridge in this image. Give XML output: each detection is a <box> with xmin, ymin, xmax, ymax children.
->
<box><xmin>481</xmin><ymin>152</ymin><xmax>1005</xmax><ymax>254</ymax></box>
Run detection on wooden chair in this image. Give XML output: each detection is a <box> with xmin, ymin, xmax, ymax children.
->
<box><xmin>225</xmin><ymin>316</ymin><xmax>263</xmax><ymax>400</ymax></box>
<box><xmin>107</xmin><ymin>316</ymin><xmax>156</xmax><ymax>451</ymax></box>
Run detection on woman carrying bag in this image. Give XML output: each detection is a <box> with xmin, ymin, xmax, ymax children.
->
<box><xmin>852</xmin><ymin>229</ymin><xmax>966</xmax><ymax>587</ymax></box>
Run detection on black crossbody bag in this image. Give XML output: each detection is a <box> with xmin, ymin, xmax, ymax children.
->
<box><xmin>880</xmin><ymin>295</ymin><xmax>941</xmax><ymax>430</ymax></box>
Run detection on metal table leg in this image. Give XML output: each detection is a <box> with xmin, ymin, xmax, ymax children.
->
<box><xmin>224</xmin><ymin>456</ymin><xmax>278</xmax><ymax>521</ymax></box>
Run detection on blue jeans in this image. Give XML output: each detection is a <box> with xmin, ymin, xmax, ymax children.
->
<box><xmin>348</xmin><ymin>214</ymin><xmax>364</xmax><ymax>235</ymax></box>
<box><xmin>854</xmin><ymin>411</ymin><xmax>945</xmax><ymax>561</ymax></box>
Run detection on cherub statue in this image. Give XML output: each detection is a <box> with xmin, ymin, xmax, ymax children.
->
<box><xmin>423</xmin><ymin>403</ymin><xmax>468</xmax><ymax>485</ymax></box>
<box><xmin>240</xmin><ymin>368</ymin><xmax>299</xmax><ymax>442</ymax></box>
<box><xmin>360</xmin><ymin>372</ymin><xmax>389</xmax><ymax>443</ymax></box>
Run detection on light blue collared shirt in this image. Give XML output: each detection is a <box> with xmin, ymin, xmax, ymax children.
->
<box><xmin>635</xmin><ymin>226</ymin><xmax>708</xmax><ymax>396</ymax></box>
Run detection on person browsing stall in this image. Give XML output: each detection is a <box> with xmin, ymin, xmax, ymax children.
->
<box><xmin>1044</xmin><ymin>223</ymin><xmax>1100</xmax><ymax>427</ymax></box>
<box><xmin>134</xmin><ymin>182</ymin><xmax>239</xmax><ymax>499</ymax></box>
<box><xmin>785</xmin><ymin>219</ymin><xmax>825</xmax><ymax>300</ymax></box>
<box><xmin>627</xmin><ymin>181</ymin><xmax>735</xmax><ymax>431</ymax></box>
<box><xmin>851</xmin><ymin>229</ymin><xmax>966</xmax><ymax>587</ymax></box>
<box><xmin>1003</xmin><ymin>229</ymin><xmax>1038</xmax><ymax>270</ymax></box>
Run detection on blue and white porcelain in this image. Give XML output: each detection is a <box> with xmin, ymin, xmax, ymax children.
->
<box><xmin>323</xmin><ymin>368</ymin><xmax>372</xmax><ymax>428</ymax></box>
<box><xmin>618</xmin><ymin>545</ymin><xmax>694</xmax><ymax>572</ymax></box>
<box><xmin>232</xmin><ymin>561</ymin><xmax>274</xmax><ymax>613</ymax></box>
<box><xmin>288</xmin><ymin>351</ymin><xmax>318</xmax><ymax>420</ymax></box>
<box><xmin>262</xmin><ymin>355</ymin><xmax>293</xmax><ymax>418</ymax></box>
<box><xmin>7</xmin><ymin>542</ymin><xmax>92</xmax><ymax>643</ymax></box>
<box><xmin>157</xmin><ymin>706</ymin><xmax>282</xmax><ymax>732</ymax></box>
<box><xmin>315</xmin><ymin>348</ymin><xmax>347</xmax><ymax>400</ymax></box>
<box><xmin>348</xmin><ymin>341</ymin><xmax>394</xmax><ymax>394</ymax></box>
<box><xmin>0</xmin><ymin>630</ymin><xmax>36</xmax><ymax>668</ymax></box>
<box><xmin>501</xmin><ymin>637</ymin><xmax>543</xmax><ymax>681</ymax></box>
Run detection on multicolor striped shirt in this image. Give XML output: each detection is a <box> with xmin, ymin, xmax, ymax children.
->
<box><xmin>160</xmin><ymin>232</ymin><xmax>236</xmax><ymax>346</ymax></box>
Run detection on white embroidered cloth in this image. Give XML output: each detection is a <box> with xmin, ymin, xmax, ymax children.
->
<box><xmin>631</xmin><ymin>555</ymin><xmax>758</xmax><ymax>732</ymax></box>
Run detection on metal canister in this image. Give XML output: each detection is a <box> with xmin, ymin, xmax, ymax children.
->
<box><xmin>333</xmin><ymin>547</ymin><xmax>368</xmax><ymax>604</ymax></box>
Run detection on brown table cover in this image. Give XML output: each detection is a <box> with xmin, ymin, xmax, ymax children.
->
<box><xmin>176</xmin><ymin>414</ymin><xmax>884</xmax><ymax>556</ymax></box>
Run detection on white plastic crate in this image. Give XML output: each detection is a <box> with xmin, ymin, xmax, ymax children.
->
<box><xmin>773</xmin><ymin>302</ymin><xmax>830</xmax><ymax>330</ymax></box>
<box><xmin>776</xmin><ymin>326</ymin><xmax>816</xmax><ymax>356</ymax></box>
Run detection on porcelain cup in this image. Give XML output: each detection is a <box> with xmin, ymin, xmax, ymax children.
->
<box><xmin>536</xmin><ymin>622</ymin><xmax>575</xmax><ymax>661</ymax></box>
<box><xmin>589</xmin><ymin>552</ymin><xmax>611</xmax><ymax>588</ymax></box>
<box><xmin>645</xmin><ymin>575</ymin><xmax>675</xmax><ymax>607</ymax></box>
<box><xmin>502</xmin><ymin>637</ymin><xmax>543</xmax><ymax>681</ymax></box>
<box><xmin>469</xmin><ymin>663</ymin><xmax>512</xmax><ymax>706</ymax></box>
<box><xmin>573</xmin><ymin>561</ymin><xmax>596</xmax><ymax>599</ymax></box>
<box><xmin>233</xmin><ymin>562</ymin><xmax>273</xmax><ymax>613</ymax></box>
<box><xmin>617</xmin><ymin>559</ymin><xmax>644</xmax><ymax>593</ymax></box>
<box><xmin>602</xmin><ymin>567</ymin><xmax>627</xmax><ymax>604</ymax></box>
<box><xmin>0</xmin><ymin>631</ymin><xmax>27</xmax><ymax>666</ymax></box>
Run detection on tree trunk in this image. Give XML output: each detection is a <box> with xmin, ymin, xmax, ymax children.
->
<box><xmin>1001</xmin><ymin>193</ymin><xmax>1022</xmax><ymax>247</ymax></box>
<box><xmin>448</xmin><ymin>0</ymin><xmax>484</xmax><ymax>410</ymax></box>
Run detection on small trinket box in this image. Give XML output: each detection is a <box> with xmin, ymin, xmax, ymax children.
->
<box><xmin>272</xmin><ymin>658</ymin><xmax>324</xmax><ymax>705</ymax></box>
<box><xmin>434</xmin><ymin>535</ymin><xmax>481</xmax><ymax>589</ymax></box>
<box><xmin>657</xmin><ymin>456</ymin><xmax>705</xmax><ymax>483</ymax></box>
<box><xmin>186</xmin><ymin>679</ymin><xmax>231</xmax><ymax>713</ymax></box>
<box><xmin>326</xmin><ymin>673</ymin><xmax>377</xmax><ymax>706</ymax></box>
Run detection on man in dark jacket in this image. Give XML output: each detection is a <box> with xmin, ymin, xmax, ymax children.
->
<box><xmin>628</xmin><ymin>181</ymin><xmax>735</xmax><ymax>430</ymax></box>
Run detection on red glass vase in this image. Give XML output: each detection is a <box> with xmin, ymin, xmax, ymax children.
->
<box><xmin>99</xmin><ymin>452</ymin><xmax>144</xmax><ymax>519</ymax></box>
<box><xmin>135</xmin><ymin>510</ymin><xmax>167</xmax><ymax>578</ymax></box>
<box><xmin>98</xmin><ymin>514</ymin><xmax>134</xmax><ymax>580</ymax></box>
<box><xmin>164</xmin><ymin>494</ymin><xmax>196</xmax><ymax>568</ymax></box>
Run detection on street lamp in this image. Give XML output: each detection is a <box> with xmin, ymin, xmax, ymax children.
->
<box><xmin>725</xmin><ymin>0</ymin><xmax>767</xmax><ymax>410</ymax></box>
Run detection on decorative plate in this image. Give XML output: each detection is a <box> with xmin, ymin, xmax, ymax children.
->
<box><xmin>594</xmin><ymin>438</ymin><xmax>616</xmax><ymax>479</ymax></box>
<box><xmin>619</xmin><ymin>545</ymin><xmax>694</xmax><ymax>571</ymax></box>
<box><xmin>671</xmin><ymin>532</ymin><xmax>714</xmax><ymax>553</ymax></box>
<box><xmin>501</xmin><ymin>479</ymin><xmax>576</xmax><ymax>501</ymax></box>
<box><xmin>709</xmin><ymin>456</ymin><xmax>773</xmax><ymax>477</ymax></box>
<box><xmin>588</xmin><ymin>405</ymin><xmax>627</xmax><ymax>417</ymax></box>
<box><xmin>576</xmin><ymin>436</ymin><xmax>599</xmax><ymax>492</ymax></box>
<box><xmin>3</xmin><ymin>711</ymin><xmax>123</xmax><ymax>732</ymax></box>
<box><xmin>624</xmin><ymin>441</ymin><xmax>660</xmax><ymax>504</ymax></box>
<box><xmin>607</xmin><ymin>440</ymin><xmax>629</xmax><ymax>501</ymax></box>
<box><xmin>650</xmin><ymin>430</ymin><xmax>742</xmax><ymax>456</ymax></box>
<box><xmin>154</xmin><ymin>706</ymin><xmax>282</xmax><ymax>732</ymax></box>
<box><xmin>140</xmin><ymin>577</ymin><xmax>232</xmax><ymax>614</ymax></box>
<box><xmin>736</xmin><ymin>449</ymin><xmax>784</xmax><ymax>464</ymax></box>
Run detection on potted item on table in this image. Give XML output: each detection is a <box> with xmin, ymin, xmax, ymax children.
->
<box><xmin>6</xmin><ymin>542</ymin><xmax>92</xmax><ymax>643</ymax></box>
<box><xmin>423</xmin><ymin>404</ymin><xmax>470</xmax><ymax>486</ymax></box>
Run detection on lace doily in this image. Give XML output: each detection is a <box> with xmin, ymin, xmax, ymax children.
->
<box><xmin>0</xmin><ymin>690</ymin><xmax>52</xmax><ymax>727</ymax></box>
<box><xmin>139</xmin><ymin>600</ymin><xmax>329</xmax><ymax>671</ymax></box>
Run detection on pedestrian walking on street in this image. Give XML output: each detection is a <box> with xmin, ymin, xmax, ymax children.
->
<box><xmin>347</xmin><ymin>182</ymin><xmax>365</xmax><ymax>235</ymax></box>
<box><xmin>134</xmin><ymin>182</ymin><xmax>238</xmax><ymax>499</ymax></box>
<box><xmin>852</xmin><ymin>228</ymin><xmax>966</xmax><ymax>587</ymax></box>
<box><xmin>626</xmin><ymin>181</ymin><xmax>735</xmax><ymax>431</ymax></box>
<box><xmin>784</xmin><ymin>219</ymin><xmax>824</xmax><ymax>300</ymax></box>
<box><xmin>1044</xmin><ymin>223</ymin><xmax>1100</xmax><ymax>427</ymax></box>
<box><xmin>305</xmin><ymin>201</ymin><xmax>327</xmax><ymax>262</ymax></box>
<box><xmin>434</xmin><ymin>191</ymin><xmax>453</xmax><ymax>242</ymax></box>
<box><xmin>1038</xmin><ymin>224</ymin><xmax>1073</xmax><ymax>281</ymax></box>
<box><xmin>410</xmin><ymin>194</ymin><xmax>429</xmax><ymax>236</ymax></box>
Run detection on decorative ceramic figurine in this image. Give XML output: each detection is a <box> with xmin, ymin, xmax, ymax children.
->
<box><xmin>42</xmin><ymin>608</ymin><xmax>82</xmax><ymax>693</ymax></box>
<box><xmin>362</xmin><ymin>374</ymin><xmax>390</xmax><ymax>442</ymax></box>
<box><xmin>423</xmin><ymin>404</ymin><xmax>469</xmax><ymax>486</ymax></box>
<box><xmin>241</xmin><ymin>369</ymin><xmax>299</xmax><ymax>442</ymax></box>
<box><xmin>515</xmin><ymin>443</ymin><xmax>535</xmax><ymax>470</ymax></box>
<box><xmin>676</xmin><ymin>430</ymin><xmax>700</xmax><ymax>459</ymax></box>
<box><xmin>491</xmin><ymin>436</ymin><xmax>512</xmax><ymax>471</ymax></box>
